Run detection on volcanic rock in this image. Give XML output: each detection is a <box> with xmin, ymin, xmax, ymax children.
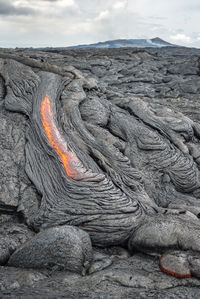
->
<box><xmin>8</xmin><ymin>226</ymin><xmax>93</xmax><ymax>274</ymax></box>
<box><xmin>0</xmin><ymin>46</ymin><xmax>200</xmax><ymax>298</ymax></box>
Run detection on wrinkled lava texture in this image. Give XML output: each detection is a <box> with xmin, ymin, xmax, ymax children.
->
<box><xmin>1</xmin><ymin>46</ymin><xmax>200</xmax><ymax>298</ymax></box>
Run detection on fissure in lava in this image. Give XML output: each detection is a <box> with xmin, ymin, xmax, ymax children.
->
<box><xmin>41</xmin><ymin>96</ymin><xmax>83</xmax><ymax>179</ymax></box>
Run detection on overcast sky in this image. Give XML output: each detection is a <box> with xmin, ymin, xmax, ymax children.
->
<box><xmin>0</xmin><ymin>0</ymin><xmax>200</xmax><ymax>48</ymax></box>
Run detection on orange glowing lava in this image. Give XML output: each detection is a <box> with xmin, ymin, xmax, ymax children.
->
<box><xmin>159</xmin><ymin>262</ymin><xmax>191</xmax><ymax>278</ymax></box>
<box><xmin>41</xmin><ymin>96</ymin><xmax>84</xmax><ymax>179</ymax></box>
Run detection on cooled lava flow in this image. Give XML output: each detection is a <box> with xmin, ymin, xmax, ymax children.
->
<box><xmin>41</xmin><ymin>96</ymin><xmax>103</xmax><ymax>182</ymax></box>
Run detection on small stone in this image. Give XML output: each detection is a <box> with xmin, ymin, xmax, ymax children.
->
<box><xmin>89</xmin><ymin>252</ymin><xmax>112</xmax><ymax>274</ymax></box>
<box><xmin>159</xmin><ymin>251</ymin><xmax>191</xmax><ymax>278</ymax></box>
<box><xmin>9</xmin><ymin>281</ymin><xmax>20</xmax><ymax>289</ymax></box>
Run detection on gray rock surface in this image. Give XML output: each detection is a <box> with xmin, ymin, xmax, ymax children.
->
<box><xmin>1</xmin><ymin>46</ymin><xmax>200</xmax><ymax>298</ymax></box>
<box><xmin>0</xmin><ymin>221</ymin><xmax>34</xmax><ymax>265</ymax></box>
<box><xmin>0</xmin><ymin>98</ymin><xmax>27</xmax><ymax>208</ymax></box>
<box><xmin>1</xmin><ymin>251</ymin><xmax>200</xmax><ymax>298</ymax></box>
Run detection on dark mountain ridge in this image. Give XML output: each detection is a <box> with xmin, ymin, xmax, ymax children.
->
<box><xmin>31</xmin><ymin>37</ymin><xmax>177</xmax><ymax>51</ymax></box>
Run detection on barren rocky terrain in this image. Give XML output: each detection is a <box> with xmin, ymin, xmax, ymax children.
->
<box><xmin>1</xmin><ymin>46</ymin><xmax>200</xmax><ymax>298</ymax></box>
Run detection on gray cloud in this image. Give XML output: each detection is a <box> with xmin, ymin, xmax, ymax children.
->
<box><xmin>0</xmin><ymin>0</ymin><xmax>36</xmax><ymax>16</ymax></box>
<box><xmin>41</xmin><ymin>0</ymin><xmax>60</xmax><ymax>2</ymax></box>
<box><xmin>0</xmin><ymin>0</ymin><xmax>199</xmax><ymax>48</ymax></box>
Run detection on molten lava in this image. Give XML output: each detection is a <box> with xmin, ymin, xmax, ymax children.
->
<box><xmin>41</xmin><ymin>96</ymin><xmax>83</xmax><ymax>179</ymax></box>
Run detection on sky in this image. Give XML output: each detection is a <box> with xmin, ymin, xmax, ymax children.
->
<box><xmin>0</xmin><ymin>0</ymin><xmax>200</xmax><ymax>48</ymax></box>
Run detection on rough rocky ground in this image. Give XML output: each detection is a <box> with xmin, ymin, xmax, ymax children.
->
<box><xmin>1</xmin><ymin>46</ymin><xmax>200</xmax><ymax>298</ymax></box>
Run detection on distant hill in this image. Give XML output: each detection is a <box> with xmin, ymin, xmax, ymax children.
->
<box><xmin>35</xmin><ymin>37</ymin><xmax>176</xmax><ymax>51</ymax></box>
<box><xmin>65</xmin><ymin>37</ymin><xmax>174</xmax><ymax>49</ymax></box>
